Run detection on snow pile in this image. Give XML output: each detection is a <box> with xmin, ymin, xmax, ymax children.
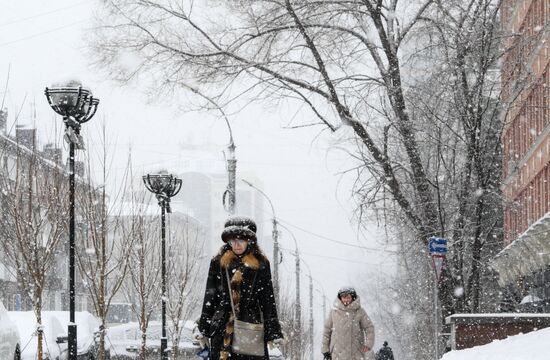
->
<box><xmin>0</xmin><ymin>302</ymin><xmax>20</xmax><ymax>360</ymax></box>
<box><xmin>441</xmin><ymin>327</ymin><xmax>550</xmax><ymax>360</ymax></box>
<box><xmin>46</xmin><ymin>311</ymin><xmax>100</xmax><ymax>353</ymax></box>
<box><xmin>520</xmin><ymin>294</ymin><xmax>541</xmax><ymax>304</ymax></box>
<box><xmin>7</xmin><ymin>311</ymin><xmax>65</xmax><ymax>360</ymax></box>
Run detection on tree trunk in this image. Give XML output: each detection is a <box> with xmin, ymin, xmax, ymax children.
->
<box><xmin>140</xmin><ymin>329</ymin><xmax>147</xmax><ymax>360</ymax></box>
<box><xmin>36</xmin><ymin>294</ymin><xmax>43</xmax><ymax>360</ymax></box>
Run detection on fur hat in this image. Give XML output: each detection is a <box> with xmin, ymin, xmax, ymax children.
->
<box><xmin>337</xmin><ymin>286</ymin><xmax>357</xmax><ymax>301</ymax></box>
<box><xmin>221</xmin><ymin>216</ymin><xmax>257</xmax><ymax>243</ymax></box>
<box><xmin>224</xmin><ymin>216</ymin><xmax>257</xmax><ymax>232</ymax></box>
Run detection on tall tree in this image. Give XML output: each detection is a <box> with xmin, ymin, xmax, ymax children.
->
<box><xmin>165</xmin><ymin>214</ymin><xmax>207</xmax><ymax>359</ymax></box>
<box><xmin>76</xmin><ymin>133</ymin><xmax>135</xmax><ymax>360</ymax></box>
<box><xmin>118</xmin><ymin>186</ymin><xmax>161</xmax><ymax>360</ymax></box>
<box><xmin>91</xmin><ymin>0</ymin><xmax>506</xmax><ymax>322</ymax></box>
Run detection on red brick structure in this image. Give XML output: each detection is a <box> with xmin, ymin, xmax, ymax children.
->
<box><xmin>492</xmin><ymin>1</ymin><xmax>550</xmax><ymax>290</ymax></box>
<box><xmin>501</xmin><ymin>0</ymin><xmax>550</xmax><ymax>243</ymax></box>
<box><xmin>446</xmin><ymin>314</ymin><xmax>550</xmax><ymax>350</ymax></box>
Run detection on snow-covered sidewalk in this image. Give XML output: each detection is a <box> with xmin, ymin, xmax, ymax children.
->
<box><xmin>441</xmin><ymin>327</ymin><xmax>550</xmax><ymax>360</ymax></box>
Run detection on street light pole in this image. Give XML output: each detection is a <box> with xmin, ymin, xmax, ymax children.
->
<box><xmin>272</xmin><ymin>218</ymin><xmax>279</xmax><ymax>304</ymax></box>
<box><xmin>313</xmin><ymin>279</ymin><xmax>328</xmax><ymax>318</ymax></box>
<box><xmin>241</xmin><ymin>179</ymin><xmax>279</xmax><ymax>305</ymax></box>
<box><xmin>309</xmin><ymin>274</ymin><xmax>313</xmax><ymax>360</ymax></box>
<box><xmin>176</xmin><ymin>82</ymin><xmax>237</xmax><ymax>216</ymax></box>
<box><xmin>300</xmin><ymin>259</ymin><xmax>316</xmax><ymax>360</ymax></box>
<box><xmin>161</xmin><ymin>198</ymin><xmax>167</xmax><ymax>358</ymax></box>
<box><xmin>68</xmin><ymin>132</ymin><xmax>76</xmax><ymax>356</ymax></box>
<box><xmin>224</xmin><ymin>142</ymin><xmax>236</xmax><ymax>215</ymax></box>
<box><xmin>45</xmin><ymin>83</ymin><xmax>99</xmax><ymax>360</ymax></box>
<box><xmin>143</xmin><ymin>173</ymin><xmax>182</xmax><ymax>360</ymax></box>
<box><xmin>279</xmin><ymin>223</ymin><xmax>301</xmax><ymax>360</ymax></box>
<box><xmin>308</xmin><ymin>267</ymin><xmax>332</xmax><ymax>360</ymax></box>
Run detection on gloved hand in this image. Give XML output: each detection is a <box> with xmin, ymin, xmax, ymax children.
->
<box><xmin>268</xmin><ymin>338</ymin><xmax>285</xmax><ymax>350</ymax></box>
<box><xmin>323</xmin><ymin>352</ymin><xmax>332</xmax><ymax>360</ymax></box>
<box><xmin>192</xmin><ymin>329</ymin><xmax>208</xmax><ymax>349</ymax></box>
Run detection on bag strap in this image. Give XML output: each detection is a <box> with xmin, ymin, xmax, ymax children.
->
<box><xmin>225</xmin><ymin>267</ymin><xmax>263</xmax><ymax>322</ymax></box>
<box><xmin>225</xmin><ymin>268</ymin><xmax>237</xmax><ymax>317</ymax></box>
<box><xmin>248</xmin><ymin>270</ymin><xmax>263</xmax><ymax>322</ymax></box>
<box><xmin>247</xmin><ymin>270</ymin><xmax>259</xmax><ymax>303</ymax></box>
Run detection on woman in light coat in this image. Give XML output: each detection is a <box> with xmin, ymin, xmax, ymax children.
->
<box><xmin>322</xmin><ymin>287</ymin><xmax>375</xmax><ymax>360</ymax></box>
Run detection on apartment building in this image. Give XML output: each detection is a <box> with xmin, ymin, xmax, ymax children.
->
<box><xmin>492</xmin><ymin>0</ymin><xmax>550</xmax><ymax>309</ymax></box>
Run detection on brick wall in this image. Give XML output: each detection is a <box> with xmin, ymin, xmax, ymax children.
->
<box><xmin>502</xmin><ymin>0</ymin><xmax>550</xmax><ymax>244</ymax></box>
<box><xmin>447</xmin><ymin>314</ymin><xmax>550</xmax><ymax>350</ymax></box>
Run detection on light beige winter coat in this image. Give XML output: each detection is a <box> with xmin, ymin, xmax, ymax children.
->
<box><xmin>321</xmin><ymin>296</ymin><xmax>375</xmax><ymax>360</ymax></box>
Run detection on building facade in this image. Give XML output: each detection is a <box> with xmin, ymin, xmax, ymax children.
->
<box><xmin>0</xmin><ymin>109</ymin><xmax>68</xmax><ymax>310</ymax></box>
<box><xmin>492</xmin><ymin>0</ymin><xmax>550</xmax><ymax>310</ymax></box>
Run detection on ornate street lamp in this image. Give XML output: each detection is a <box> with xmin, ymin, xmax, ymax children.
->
<box><xmin>142</xmin><ymin>173</ymin><xmax>182</xmax><ymax>360</ymax></box>
<box><xmin>44</xmin><ymin>81</ymin><xmax>99</xmax><ymax>360</ymax></box>
<box><xmin>223</xmin><ymin>140</ymin><xmax>237</xmax><ymax>215</ymax></box>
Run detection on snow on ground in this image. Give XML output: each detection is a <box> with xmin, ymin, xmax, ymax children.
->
<box><xmin>7</xmin><ymin>311</ymin><xmax>65</xmax><ymax>360</ymax></box>
<box><xmin>46</xmin><ymin>311</ymin><xmax>100</xmax><ymax>354</ymax></box>
<box><xmin>441</xmin><ymin>327</ymin><xmax>550</xmax><ymax>360</ymax></box>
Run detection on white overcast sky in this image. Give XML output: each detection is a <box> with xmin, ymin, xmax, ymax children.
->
<box><xmin>0</xmin><ymin>0</ymin><xmax>398</xmax><ymax>325</ymax></box>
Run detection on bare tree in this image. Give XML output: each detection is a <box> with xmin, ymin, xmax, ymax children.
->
<box><xmin>276</xmin><ymin>284</ymin><xmax>296</xmax><ymax>360</ymax></box>
<box><xmin>76</xmin><ymin>132</ymin><xmax>135</xmax><ymax>360</ymax></box>
<box><xmin>119</xmin><ymin>188</ymin><xmax>162</xmax><ymax>360</ymax></box>
<box><xmin>90</xmin><ymin>0</ymin><xmax>508</xmax><ymax>332</ymax></box>
<box><xmin>0</xmin><ymin>136</ymin><xmax>68</xmax><ymax>360</ymax></box>
<box><xmin>366</xmin><ymin>227</ymin><xmax>435</xmax><ymax>359</ymax></box>
<box><xmin>165</xmin><ymin>214</ymin><xmax>207</xmax><ymax>359</ymax></box>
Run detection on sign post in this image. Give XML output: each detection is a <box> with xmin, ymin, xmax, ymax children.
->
<box><xmin>429</xmin><ymin>237</ymin><xmax>447</xmax><ymax>360</ymax></box>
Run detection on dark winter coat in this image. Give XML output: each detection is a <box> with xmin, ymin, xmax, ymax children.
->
<box><xmin>198</xmin><ymin>245</ymin><xmax>283</xmax><ymax>360</ymax></box>
<box><xmin>375</xmin><ymin>344</ymin><xmax>394</xmax><ymax>360</ymax></box>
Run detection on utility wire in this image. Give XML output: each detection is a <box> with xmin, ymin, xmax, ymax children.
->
<box><xmin>239</xmin><ymin>184</ymin><xmax>394</xmax><ymax>253</ymax></box>
<box><xmin>0</xmin><ymin>20</ymin><xmax>85</xmax><ymax>47</ymax></box>
<box><xmin>278</xmin><ymin>245</ymin><xmax>393</xmax><ymax>266</ymax></box>
<box><xmin>277</xmin><ymin>217</ymin><xmax>397</xmax><ymax>253</ymax></box>
<box><xmin>0</xmin><ymin>1</ymin><xmax>89</xmax><ymax>28</ymax></box>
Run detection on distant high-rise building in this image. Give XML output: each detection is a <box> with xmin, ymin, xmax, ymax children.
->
<box><xmin>172</xmin><ymin>171</ymin><xmax>266</xmax><ymax>255</ymax></box>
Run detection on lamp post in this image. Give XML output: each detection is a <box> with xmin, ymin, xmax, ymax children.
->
<box><xmin>278</xmin><ymin>223</ymin><xmax>301</xmax><ymax>360</ymax></box>
<box><xmin>241</xmin><ymin>179</ymin><xmax>279</xmax><ymax>305</ymax></box>
<box><xmin>176</xmin><ymin>82</ymin><xmax>237</xmax><ymax>215</ymax></box>
<box><xmin>301</xmin><ymin>259</ymin><xmax>331</xmax><ymax>360</ymax></box>
<box><xmin>142</xmin><ymin>173</ymin><xmax>182</xmax><ymax>360</ymax></box>
<box><xmin>300</xmin><ymin>260</ymin><xmax>315</xmax><ymax>360</ymax></box>
<box><xmin>222</xmin><ymin>119</ymin><xmax>237</xmax><ymax>215</ymax></box>
<box><xmin>316</xmin><ymin>282</ymin><xmax>328</xmax><ymax>319</ymax></box>
<box><xmin>45</xmin><ymin>82</ymin><xmax>99</xmax><ymax>360</ymax></box>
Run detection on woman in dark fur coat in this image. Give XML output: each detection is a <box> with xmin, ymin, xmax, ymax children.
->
<box><xmin>197</xmin><ymin>216</ymin><xmax>284</xmax><ymax>360</ymax></box>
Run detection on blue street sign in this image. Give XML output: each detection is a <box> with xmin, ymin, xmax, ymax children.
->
<box><xmin>429</xmin><ymin>237</ymin><xmax>448</xmax><ymax>254</ymax></box>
